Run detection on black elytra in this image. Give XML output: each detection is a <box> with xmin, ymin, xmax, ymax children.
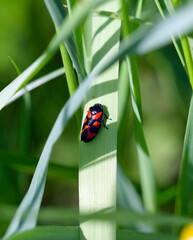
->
<box><xmin>81</xmin><ymin>103</ymin><xmax>111</xmax><ymax>143</ymax></box>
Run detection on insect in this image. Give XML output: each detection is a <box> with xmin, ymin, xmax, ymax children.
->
<box><xmin>81</xmin><ymin>103</ymin><xmax>110</xmax><ymax>143</ymax></box>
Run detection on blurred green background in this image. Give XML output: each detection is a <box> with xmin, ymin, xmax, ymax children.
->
<box><xmin>0</xmin><ymin>0</ymin><xmax>192</xmax><ymax>237</ymax></box>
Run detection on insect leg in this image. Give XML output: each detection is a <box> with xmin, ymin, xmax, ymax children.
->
<box><xmin>104</xmin><ymin>113</ymin><xmax>112</xmax><ymax>120</ymax></box>
<box><xmin>103</xmin><ymin>115</ymin><xmax>109</xmax><ymax>129</ymax></box>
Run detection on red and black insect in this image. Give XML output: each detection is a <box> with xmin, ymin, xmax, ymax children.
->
<box><xmin>81</xmin><ymin>103</ymin><xmax>110</xmax><ymax>143</ymax></box>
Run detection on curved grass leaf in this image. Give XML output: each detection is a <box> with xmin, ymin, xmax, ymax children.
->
<box><xmin>154</xmin><ymin>0</ymin><xmax>187</xmax><ymax>73</ymax></box>
<box><xmin>44</xmin><ymin>0</ymin><xmax>87</xmax><ymax>83</ymax></box>
<box><xmin>8</xmin><ymin>56</ymin><xmax>22</xmax><ymax>75</ymax></box>
<box><xmin>1</xmin><ymin>1</ymin><xmax>193</xmax><ymax>111</ymax></box>
<box><xmin>176</xmin><ymin>95</ymin><xmax>193</xmax><ymax>215</ymax></box>
<box><xmin>4</xmin><ymin>2</ymin><xmax>193</xmax><ymax>239</ymax></box>
<box><xmin>0</xmin><ymin>0</ymin><xmax>103</xmax><ymax>111</ymax></box>
<box><xmin>6</xmin><ymin>68</ymin><xmax>65</xmax><ymax>106</ymax></box>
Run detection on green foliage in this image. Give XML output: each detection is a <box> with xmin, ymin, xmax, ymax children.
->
<box><xmin>1</xmin><ymin>0</ymin><xmax>193</xmax><ymax>240</ymax></box>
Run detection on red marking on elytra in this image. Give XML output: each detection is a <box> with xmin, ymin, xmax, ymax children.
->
<box><xmin>88</xmin><ymin>109</ymin><xmax>91</xmax><ymax>118</ymax></box>
<box><xmin>84</xmin><ymin>118</ymin><xmax>87</xmax><ymax>124</ymax></box>
<box><xmin>93</xmin><ymin>121</ymin><xmax>101</xmax><ymax>128</ymax></box>
<box><xmin>81</xmin><ymin>125</ymin><xmax>90</xmax><ymax>135</ymax></box>
<box><xmin>92</xmin><ymin>112</ymin><xmax>102</xmax><ymax>120</ymax></box>
<box><xmin>87</xmin><ymin>129</ymin><xmax>96</xmax><ymax>139</ymax></box>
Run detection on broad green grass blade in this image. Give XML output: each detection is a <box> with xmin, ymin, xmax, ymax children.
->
<box><xmin>176</xmin><ymin>95</ymin><xmax>193</xmax><ymax>215</ymax></box>
<box><xmin>0</xmin><ymin>152</ymin><xmax>78</xmax><ymax>180</ymax></box>
<box><xmin>6</xmin><ymin>68</ymin><xmax>65</xmax><ymax>106</ymax></box>
<box><xmin>79</xmin><ymin>1</ymin><xmax>120</xmax><ymax>240</ymax></box>
<box><xmin>4</xmin><ymin>2</ymin><xmax>193</xmax><ymax>239</ymax></box>
<box><xmin>6</xmin><ymin>226</ymin><xmax>178</xmax><ymax>240</ymax></box>
<box><xmin>5</xmin><ymin>226</ymin><xmax>178</xmax><ymax>240</ymax></box>
<box><xmin>44</xmin><ymin>0</ymin><xmax>87</xmax><ymax>83</ymax></box>
<box><xmin>7</xmin><ymin>226</ymin><xmax>79</xmax><ymax>240</ymax></box>
<box><xmin>0</xmin><ymin>0</ymin><xmax>103</xmax><ymax>110</ymax></box>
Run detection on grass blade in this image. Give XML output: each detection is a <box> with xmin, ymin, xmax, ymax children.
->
<box><xmin>1</xmin><ymin>205</ymin><xmax>193</xmax><ymax>227</ymax></box>
<box><xmin>6</xmin><ymin>68</ymin><xmax>65</xmax><ymax>106</ymax></box>
<box><xmin>0</xmin><ymin>0</ymin><xmax>103</xmax><ymax>111</ymax></box>
<box><xmin>44</xmin><ymin>0</ymin><xmax>87</xmax><ymax>83</ymax></box>
<box><xmin>154</xmin><ymin>0</ymin><xmax>187</xmax><ymax>73</ymax></box>
<box><xmin>79</xmin><ymin>1</ymin><xmax>120</xmax><ymax>239</ymax></box>
<box><xmin>67</xmin><ymin>0</ymin><xmax>84</xmax><ymax>61</ymax></box>
<box><xmin>7</xmin><ymin>226</ymin><xmax>79</xmax><ymax>240</ymax></box>
<box><xmin>2</xmin><ymin>1</ymin><xmax>193</xmax><ymax>112</ymax></box>
<box><xmin>117</xmin><ymin>163</ymin><xmax>153</xmax><ymax>232</ymax></box>
<box><xmin>163</xmin><ymin>0</ymin><xmax>193</xmax><ymax>88</ymax></box>
<box><xmin>117</xmin><ymin>229</ymin><xmax>178</xmax><ymax>240</ymax></box>
<box><xmin>121</xmin><ymin>0</ymin><xmax>156</xmax><ymax>213</ymax></box>
<box><xmin>6</xmin><ymin>226</ymin><xmax>178</xmax><ymax>240</ymax></box>
<box><xmin>176</xmin><ymin>95</ymin><xmax>193</xmax><ymax>215</ymax></box>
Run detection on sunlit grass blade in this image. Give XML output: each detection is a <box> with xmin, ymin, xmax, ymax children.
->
<box><xmin>44</xmin><ymin>0</ymin><xmax>87</xmax><ymax>83</ymax></box>
<box><xmin>79</xmin><ymin>1</ymin><xmax>120</xmax><ymax>239</ymax></box>
<box><xmin>176</xmin><ymin>95</ymin><xmax>193</xmax><ymax>215</ymax></box>
<box><xmin>135</xmin><ymin>0</ymin><xmax>144</xmax><ymax>18</ymax></box>
<box><xmin>0</xmin><ymin>0</ymin><xmax>103</xmax><ymax>111</ymax></box>
<box><xmin>6</xmin><ymin>68</ymin><xmax>65</xmax><ymax>106</ymax></box>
